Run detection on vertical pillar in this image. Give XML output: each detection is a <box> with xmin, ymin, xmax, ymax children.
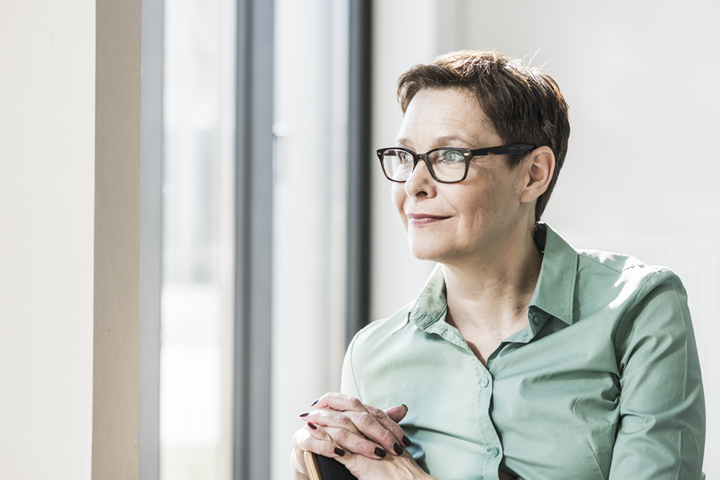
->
<box><xmin>139</xmin><ymin>0</ymin><xmax>163</xmax><ymax>477</ymax></box>
<box><xmin>347</xmin><ymin>0</ymin><xmax>373</xmax><ymax>342</ymax></box>
<box><xmin>92</xmin><ymin>0</ymin><xmax>142</xmax><ymax>476</ymax></box>
<box><xmin>233</xmin><ymin>0</ymin><xmax>274</xmax><ymax>479</ymax></box>
<box><xmin>0</xmin><ymin>0</ymin><xmax>142</xmax><ymax>478</ymax></box>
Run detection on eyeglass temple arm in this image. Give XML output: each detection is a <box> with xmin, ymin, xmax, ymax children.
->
<box><xmin>469</xmin><ymin>144</ymin><xmax>535</xmax><ymax>156</ymax></box>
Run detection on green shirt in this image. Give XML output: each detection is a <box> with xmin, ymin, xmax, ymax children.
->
<box><xmin>341</xmin><ymin>224</ymin><xmax>705</xmax><ymax>480</ymax></box>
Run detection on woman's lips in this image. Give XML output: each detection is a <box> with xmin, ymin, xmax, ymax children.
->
<box><xmin>406</xmin><ymin>213</ymin><xmax>450</xmax><ymax>226</ymax></box>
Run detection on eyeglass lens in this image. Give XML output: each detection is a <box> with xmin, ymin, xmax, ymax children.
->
<box><xmin>381</xmin><ymin>149</ymin><xmax>466</xmax><ymax>182</ymax></box>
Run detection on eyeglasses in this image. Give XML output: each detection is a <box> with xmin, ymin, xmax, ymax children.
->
<box><xmin>376</xmin><ymin>144</ymin><xmax>535</xmax><ymax>183</ymax></box>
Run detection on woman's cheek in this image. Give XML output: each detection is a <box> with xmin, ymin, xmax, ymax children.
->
<box><xmin>391</xmin><ymin>185</ymin><xmax>408</xmax><ymax>230</ymax></box>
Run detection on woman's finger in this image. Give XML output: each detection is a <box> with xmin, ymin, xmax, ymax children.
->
<box><xmin>312</xmin><ymin>392</ymin><xmax>367</xmax><ymax>412</ymax></box>
<box><xmin>319</xmin><ymin>424</ymin><xmax>389</xmax><ymax>459</ymax></box>
<box><xmin>290</xmin><ymin>448</ymin><xmax>310</xmax><ymax>480</ymax></box>
<box><xmin>342</xmin><ymin>410</ymin><xmax>403</xmax><ymax>455</ymax></box>
<box><xmin>291</xmin><ymin>424</ymin><xmax>347</xmax><ymax>480</ymax></box>
<box><xmin>332</xmin><ymin>446</ymin><xmax>426</xmax><ymax>480</ymax></box>
<box><xmin>383</xmin><ymin>404</ymin><xmax>409</xmax><ymax>424</ymax></box>
<box><xmin>311</xmin><ymin>393</ymin><xmax>405</xmax><ymax>456</ymax></box>
<box><xmin>291</xmin><ymin>429</ymin><xmax>312</xmax><ymax>479</ymax></box>
<box><xmin>296</xmin><ymin>423</ymin><xmax>349</xmax><ymax>459</ymax></box>
<box><xmin>366</xmin><ymin>403</ymin><xmax>412</xmax><ymax>446</ymax></box>
<box><xmin>301</xmin><ymin>408</ymin><xmax>363</xmax><ymax>437</ymax></box>
<box><xmin>300</xmin><ymin>410</ymin><xmax>393</xmax><ymax>458</ymax></box>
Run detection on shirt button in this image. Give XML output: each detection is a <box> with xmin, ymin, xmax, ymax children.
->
<box><xmin>481</xmin><ymin>378</ymin><xmax>489</xmax><ymax>388</ymax></box>
<box><xmin>490</xmin><ymin>447</ymin><xmax>500</xmax><ymax>457</ymax></box>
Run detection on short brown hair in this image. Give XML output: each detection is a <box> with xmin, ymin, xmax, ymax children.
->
<box><xmin>397</xmin><ymin>50</ymin><xmax>570</xmax><ymax>221</ymax></box>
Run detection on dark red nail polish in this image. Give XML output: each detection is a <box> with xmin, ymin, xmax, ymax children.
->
<box><xmin>402</xmin><ymin>435</ymin><xmax>412</xmax><ymax>446</ymax></box>
<box><xmin>311</xmin><ymin>399</ymin><xmax>319</xmax><ymax>406</ymax></box>
<box><xmin>334</xmin><ymin>447</ymin><xmax>346</xmax><ymax>457</ymax></box>
<box><xmin>307</xmin><ymin>422</ymin><xmax>317</xmax><ymax>430</ymax></box>
<box><xmin>299</xmin><ymin>412</ymin><xmax>309</xmax><ymax>417</ymax></box>
<box><xmin>393</xmin><ymin>443</ymin><xmax>403</xmax><ymax>455</ymax></box>
<box><xmin>374</xmin><ymin>447</ymin><xmax>387</xmax><ymax>458</ymax></box>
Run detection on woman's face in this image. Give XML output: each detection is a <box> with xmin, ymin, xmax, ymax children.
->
<box><xmin>392</xmin><ymin>88</ymin><xmax>531</xmax><ymax>265</ymax></box>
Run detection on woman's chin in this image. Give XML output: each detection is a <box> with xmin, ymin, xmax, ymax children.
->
<box><xmin>408</xmin><ymin>242</ymin><xmax>447</xmax><ymax>262</ymax></box>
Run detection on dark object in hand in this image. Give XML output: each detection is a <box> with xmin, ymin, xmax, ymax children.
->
<box><xmin>304</xmin><ymin>451</ymin><xmax>357</xmax><ymax>480</ymax></box>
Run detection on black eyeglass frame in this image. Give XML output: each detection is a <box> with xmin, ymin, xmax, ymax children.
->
<box><xmin>376</xmin><ymin>144</ymin><xmax>536</xmax><ymax>184</ymax></box>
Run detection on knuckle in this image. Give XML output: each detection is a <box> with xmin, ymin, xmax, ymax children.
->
<box><xmin>362</xmin><ymin>440</ymin><xmax>382</xmax><ymax>457</ymax></box>
<box><xmin>296</xmin><ymin>434</ymin><xmax>311</xmax><ymax>450</ymax></box>
<box><xmin>355</xmin><ymin>412</ymin><xmax>372</xmax><ymax>426</ymax></box>
<box><xmin>347</xmin><ymin>397</ymin><xmax>363</xmax><ymax>410</ymax></box>
<box><xmin>320</xmin><ymin>443</ymin><xmax>337</xmax><ymax>457</ymax></box>
<box><xmin>345</xmin><ymin>456</ymin><xmax>360</xmax><ymax>471</ymax></box>
<box><xmin>337</xmin><ymin>415</ymin><xmax>352</xmax><ymax>428</ymax></box>
<box><xmin>376</xmin><ymin>412</ymin><xmax>392</xmax><ymax>427</ymax></box>
<box><xmin>380</xmin><ymin>430</ymin><xmax>395</xmax><ymax>444</ymax></box>
<box><xmin>333</xmin><ymin>428</ymin><xmax>352</xmax><ymax>444</ymax></box>
<box><xmin>386</xmin><ymin>420</ymin><xmax>401</xmax><ymax>433</ymax></box>
<box><xmin>292</xmin><ymin>428</ymin><xmax>307</xmax><ymax>446</ymax></box>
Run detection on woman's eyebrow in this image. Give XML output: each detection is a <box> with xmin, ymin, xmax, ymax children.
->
<box><xmin>434</xmin><ymin>135</ymin><xmax>470</xmax><ymax>146</ymax></box>
<box><xmin>395</xmin><ymin>135</ymin><xmax>470</xmax><ymax>149</ymax></box>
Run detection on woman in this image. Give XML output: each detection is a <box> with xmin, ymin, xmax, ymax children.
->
<box><xmin>291</xmin><ymin>50</ymin><xmax>705</xmax><ymax>480</ymax></box>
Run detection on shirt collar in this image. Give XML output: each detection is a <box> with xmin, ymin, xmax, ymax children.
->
<box><xmin>408</xmin><ymin>263</ymin><xmax>448</xmax><ymax>330</ymax></box>
<box><xmin>408</xmin><ymin>223</ymin><xmax>578</xmax><ymax>330</ymax></box>
<box><xmin>528</xmin><ymin>223</ymin><xmax>577</xmax><ymax>326</ymax></box>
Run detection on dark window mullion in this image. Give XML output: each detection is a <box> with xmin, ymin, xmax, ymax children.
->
<box><xmin>233</xmin><ymin>0</ymin><xmax>274</xmax><ymax>479</ymax></box>
<box><xmin>347</xmin><ymin>0</ymin><xmax>373</xmax><ymax>344</ymax></box>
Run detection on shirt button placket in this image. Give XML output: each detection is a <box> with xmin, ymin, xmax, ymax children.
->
<box><xmin>479</xmin><ymin>374</ymin><xmax>500</xmax><ymax>475</ymax></box>
<box><xmin>479</xmin><ymin>374</ymin><xmax>502</xmax><ymax>474</ymax></box>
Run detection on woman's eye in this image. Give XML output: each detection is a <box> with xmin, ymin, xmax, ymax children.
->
<box><xmin>439</xmin><ymin>150</ymin><xmax>464</xmax><ymax>163</ymax></box>
<box><xmin>398</xmin><ymin>152</ymin><xmax>413</xmax><ymax>164</ymax></box>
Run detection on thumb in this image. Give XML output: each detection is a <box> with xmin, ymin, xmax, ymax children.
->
<box><xmin>384</xmin><ymin>404</ymin><xmax>408</xmax><ymax>423</ymax></box>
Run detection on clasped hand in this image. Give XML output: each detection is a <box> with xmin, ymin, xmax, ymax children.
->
<box><xmin>291</xmin><ymin>393</ymin><xmax>431</xmax><ymax>480</ymax></box>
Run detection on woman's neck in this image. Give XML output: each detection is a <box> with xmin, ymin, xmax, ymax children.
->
<box><xmin>442</xmin><ymin>222</ymin><xmax>543</xmax><ymax>348</ymax></box>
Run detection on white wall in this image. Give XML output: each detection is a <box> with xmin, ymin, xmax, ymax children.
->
<box><xmin>272</xmin><ymin>1</ymin><xmax>349</xmax><ymax>479</ymax></box>
<box><xmin>371</xmin><ymin>0</ymin><xmax>440</xmax><ymax>321</ymax></box>
<box><xmin>371</xmin><ymin>0</ymin><xmax>719</xmax><ymax>475</ymax></box>
<box><xmin>0</xmin><ymin>0</ymin><xmax>141</xmax><ymax>478</ymax></box>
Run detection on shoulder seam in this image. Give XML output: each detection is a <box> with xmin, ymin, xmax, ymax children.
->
<box><xmin>578</xmin><ymin>250</ymin><xmax>647</xmax><ymax>273</ymax></box>
<box><xmin>668</xmin><ymin>281</ymin><xmax>690</xmax><ymax>401</ymax></box>
<box><xmin>613</xmin><ymin>268</ymin><xmax>675</xmax><ymax>364</ymax></box>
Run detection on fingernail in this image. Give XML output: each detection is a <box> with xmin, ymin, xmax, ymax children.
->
<box><xmin>307</xmin><ymin>422</ymin><xmax>317</xmax><ymax>430</ymax></box>
<box><xmin>334</xmin><ymin>447</ymin><xmax>346</xmax><ymax>457</ymax></box>
<box><xmin>393</xmin><ymin>443</ymin><xmax>403</xmax><ymax>455</ymax></box>
<box><xmin>374</xmin><ymin>447</ymin><xmax>387</xmax><ymax>458</ymax></box>
<box><xmin>402</xmin><ymin>404</ymin><xmax>408</xmax><ymax>411</ymax></box>
<box><xmin>299</xmin><ymin>412</ymin><xmax>309</xmax><ymax>417</ymax></box>
<box><xmin>311</xmin><ymin>399</ymin><xmax>319</xmax><ymax>406</ymax></box>
<box><xmin>402</xmin><ymin>435</ymin><xmax>412</xmax><ymax>446</ymax></box>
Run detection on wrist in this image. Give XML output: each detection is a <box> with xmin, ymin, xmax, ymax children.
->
<box><xmin>399</xmin><ymin>457</ymin><xmax>434</xmax><ymax>480</ymax></box>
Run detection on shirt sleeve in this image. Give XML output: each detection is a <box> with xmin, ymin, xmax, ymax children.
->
<box><xmin>609</xmin><ymin>269</ymin><xmax>705</xmax><ymax>479</ymax></box>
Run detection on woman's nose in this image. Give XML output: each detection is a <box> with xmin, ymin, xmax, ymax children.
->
<box><xmin>404</xmin><ymin>159</ymin><xmax>435</xmax><ymax>198</ymax></box>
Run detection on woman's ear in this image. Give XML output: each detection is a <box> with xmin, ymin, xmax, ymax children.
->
<box><xmin>520</xmin><ymin>146</ymin><xmax>555</xmax><ymax>204</ymax></box>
